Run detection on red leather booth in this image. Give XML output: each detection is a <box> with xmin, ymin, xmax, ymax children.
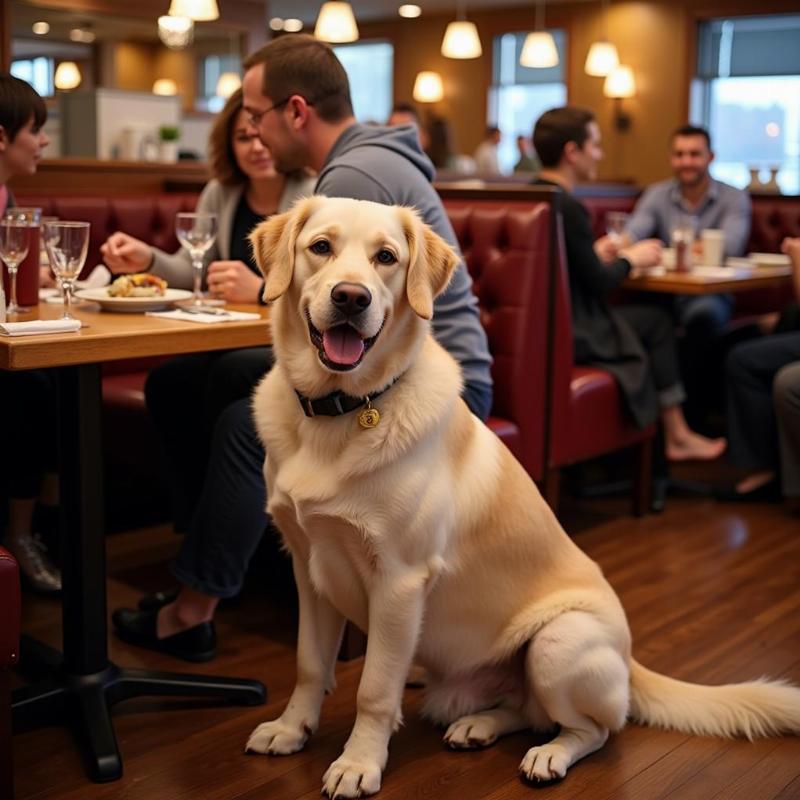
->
<box><xmin>1</xmin><ymin>546</ymin><xmax>21</xmax><ymax>800</ymax></box>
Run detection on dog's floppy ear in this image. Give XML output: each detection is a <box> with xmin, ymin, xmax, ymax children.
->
<box><xmin>250</xmin><ymin>196</ymin><xmax>319</xmax><ymax>302</ymax></box>
<box><xmin>399</xmin><ymin>207</ymin><xmax>460</xmax><ymax>320</ymax></box>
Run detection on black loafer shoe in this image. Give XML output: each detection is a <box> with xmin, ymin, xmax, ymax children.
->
<box><xmin>138</xmin><ymin>586</ymin><xmax>181</xmax><ymax>612</ymax></box>
<box><xmin>112</xmin><ymin>606</ymin><xmax>216</xmax><ymax>663</ymax></box>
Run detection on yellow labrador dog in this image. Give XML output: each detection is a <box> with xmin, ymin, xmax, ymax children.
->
<box><xmin>246</xmin><ymin>196</ymin><xmax>800</xmax><ymax>798</ymax></box>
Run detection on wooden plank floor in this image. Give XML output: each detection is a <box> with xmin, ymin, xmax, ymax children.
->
<box><xmin>12</xmin><ymin>493</ymin><xmax>800</xmax><ymax>799</ymax></box>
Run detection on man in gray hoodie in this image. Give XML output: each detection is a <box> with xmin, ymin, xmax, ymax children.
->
<box><xmin>242</xmin><ymin>33</ymin><xmax>492</xmax><ymax>416</ymax></box>
<box><xmin>111</xmin><ymin>35</ymin><xmax>493</xmax><ymax>663</ymax></box>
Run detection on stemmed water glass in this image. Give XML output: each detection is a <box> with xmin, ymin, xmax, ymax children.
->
<box><xmin>0</xmin><ymin>220</ymin><xmax>30</xmax><ymax>315</ymax></box>
<box><xmin>175</xmin><ymin>212</ymin><xmax>218</xmax><ymax>306</ymax></box>
<box><xmin>605</xmin><ymin>211</ymin><xmax>630</xmax><ymax>243</ymax></box>
<box><xmin>44</xmin><ymin>221</ymin><xmax>90</xmax><ymax>319</ymax></box>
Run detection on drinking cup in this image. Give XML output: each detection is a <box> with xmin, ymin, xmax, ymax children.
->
<box><xmin>701</xmin><ymin>229</ymin><xmax>725</xmax><ymax>266</ymax></box>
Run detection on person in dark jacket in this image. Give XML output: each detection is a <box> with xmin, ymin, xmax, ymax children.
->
<box><xmin>532</xmin><ymin>106</ymin><xmax>725</xmax><ymax>461</ymax></box>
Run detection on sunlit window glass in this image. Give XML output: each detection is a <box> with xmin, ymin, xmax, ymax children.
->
<box><xmin>691</xmin><ymin>15</ymin><xmax>800</xmax><ymax>194</ymax></box>
<box><xmin>333</xmin><ymin>42</ymin><xmax>393</xmax><ymax>124</ymax></box>
<box><xmin>490</xmin><ymin>31</ymin><xmax>567</xmax><ymax>173</ymax></box>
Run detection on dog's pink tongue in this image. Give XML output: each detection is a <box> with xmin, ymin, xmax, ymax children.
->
<box><xmin>322</xmin><ymin>325</ymin><xmax>365</xmax><ymax>365</ymax></box>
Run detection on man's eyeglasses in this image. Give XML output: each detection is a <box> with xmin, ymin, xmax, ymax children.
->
<box><xmin>247</xmin><ymin>98</ymin><xmax>290</xmax><ymax>127</ymax></box>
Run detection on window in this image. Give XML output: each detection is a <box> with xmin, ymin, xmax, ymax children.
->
<box><xmin>691</xmin><ymin>14</ymin><xmax>800</xmax><ymax>194</ymax></box>
<box><xmin>489</xmin><ymin>31</ymin><xmax>567</xmax><ymax>173</ymax></box>
<box><xmin>333</xmin><ymin>42</ymin><xmax>393</xmax><ymax>124</ymax></box>
<box><xmin>197</xmin><ymin>54</ymin><xmax>240</xmax><ymax>112</ymax></box>
<box><xmin>11</xmin><ymin>57</ymin><xmax>54</xmax><ymax>97</ymax></box>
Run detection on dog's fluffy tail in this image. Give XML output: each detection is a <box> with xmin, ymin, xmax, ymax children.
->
<box><xmin>628</xmin><ymin>659</ymin><xmax>800</xmax><ymax>739</ymax></box>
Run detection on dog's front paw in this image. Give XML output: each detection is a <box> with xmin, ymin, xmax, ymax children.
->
<box><xmin>322</xmin><ymin>755</ymin><xmax>382</xmax><ymax>798</ymax></box>
<box><xmin>444</xmin><ymin>715</ymin><xmax>499</xmax><ymax>749</ymax></box>
<box><xmin>519</xmin><ymin>743</ymin><xmax>569</xmax><ymax>783</ymax></box>
<box><xmin>245</xmin><ymin>718</ymin><xmax>312</xmax><ymax>756</ymax></box>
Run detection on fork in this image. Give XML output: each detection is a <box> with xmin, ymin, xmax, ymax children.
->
<box><xmin>179</xmin><ymin>305</ymin><xmax>231</xmax><ymax>317</ymax></box>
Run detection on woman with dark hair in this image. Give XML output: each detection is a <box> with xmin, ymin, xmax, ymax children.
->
<box><xmin>102</xmin><ymin>89</ymin><xmax>313</xmax><ymax>661</ymax></box>
<box><xmin>0</xmin><ymin>73</ymin><xmax>60</xmax><ymax>593</ymax></box>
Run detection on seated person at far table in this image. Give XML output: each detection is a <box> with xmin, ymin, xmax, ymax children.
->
<box><xmin>532</xmin><ymin>106</ymin><xmax>725</xmax><ymax>462</ymax></box>
<box><xmin>611</xmin><ymin>125</ymin><xmax>751</xmax><ymax>425</ymax></box>
<box><xmin>722</xmin><ymin>237</ymin><xmax>800</xmax><ymax>504</ymax></box>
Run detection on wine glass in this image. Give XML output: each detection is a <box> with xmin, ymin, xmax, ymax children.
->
<box><xmin>44</xmin><ymin>221</ymin><xmax>90</xmax><ymax>319</ymax></box>
<box><xmin>175</xmin><ymin>212</ymin><xmax>218</xmax><ymax>306</ymax></box>
<box><xmin>605</xmin><ymin>211</ymin><xmax>630</xmax><ymax>243</ymax></box>
<box><xmin>0</xmin><ymin>220</ymin><xmax>31</xmax><ymax>315</ymax></box>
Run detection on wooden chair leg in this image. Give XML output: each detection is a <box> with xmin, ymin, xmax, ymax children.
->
<box><xmin>338</xmin><ymin>622</ymin><xmax>367</xmax><ymax>661</ymax></box>
<box><xmin>542</xmin><ymin>467</ymin><xmax>561</xmax><ymax>516</ymax></box>
<box><xmin>632</xmin><ymin>437</ymin><xmax>654</xmax><ymax>517</ymax></box>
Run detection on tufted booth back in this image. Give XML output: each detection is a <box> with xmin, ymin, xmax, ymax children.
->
<box><xmin>14</xmin><ymin>193</ymin><xmax>200</xmax><ymax>276</ymax></box>
<box><xmin>444</xmin><ymin>200</ymin><xmax>554</xmax><ymax>480</ymax></box>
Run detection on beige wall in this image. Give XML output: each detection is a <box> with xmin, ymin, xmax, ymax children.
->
<box><xmin>361</xmin><ymin>0</ymin><xmax>798</xmax><ymax>186</ymax></box>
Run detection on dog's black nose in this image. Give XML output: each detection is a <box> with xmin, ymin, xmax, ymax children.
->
<box><xmin>331</xmin><ymin>282</ymin><xmax>372</xmax><ymax>317</ymax></box>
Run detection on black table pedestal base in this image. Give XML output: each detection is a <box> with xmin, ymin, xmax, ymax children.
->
<box><xmin>13</xmin><ymin>645</ymin><xmax>265</xmax><ymax>782</ymax></box>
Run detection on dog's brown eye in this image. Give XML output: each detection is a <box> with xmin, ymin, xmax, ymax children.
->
<box><xmin>376</xmin><ymin>249</ymin><xmax>396</xmax><ymax>265</ymax></box>
<box><xmin>310</xmin><ymin>240</ymin><xmax>331</xmax><ymax>255</ymax></box>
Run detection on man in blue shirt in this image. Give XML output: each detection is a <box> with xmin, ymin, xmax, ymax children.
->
<box><xmin>624</xmin><ymin>124</ymin><xmax>751</xmax><ymax>424</ymax></box>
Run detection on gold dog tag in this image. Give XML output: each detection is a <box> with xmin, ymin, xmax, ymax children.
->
<box><xmin>358</xmin><ymin>398</ymin><xmax>380</xmax><ymax>429</ymax></box>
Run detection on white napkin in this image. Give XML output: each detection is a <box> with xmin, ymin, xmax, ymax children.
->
<box><xmin>146</xmin><ymin>309</ymin><xmax>262</xmax><ymax>324</ymax></box>
<box><xmin>0</xmin><ymin>318</ymin><xmax>82</xmax><ymax>336</ymax></box>
<box><xmin>40</xmin><ymin>265</ymin><xmax>112</xmax><ymax>302</ymax></box>
<box><xmin>79</xmin><ymin>265</ymin><xmax>112</xmax><ymax>289</ymax></box>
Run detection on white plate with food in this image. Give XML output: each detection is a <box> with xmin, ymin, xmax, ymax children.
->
<box><xmin>75</xmin><ymin>287</ymin><xmax>193</xmax><ymax>312</ymax></box>
<box><xmin>748</xmin><ymin>252</ymin><xmax>791</xmax><ymax>269</ymax></box>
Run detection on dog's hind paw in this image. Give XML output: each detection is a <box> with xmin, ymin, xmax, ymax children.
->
<box><xmin>245</xmin><ymin>719</ymin><xmax>311</xmax><ymax>756</ymax></box>
<box><xmin>444</xmin><ymin>715</ymin><xmax>500</xmax><ymax>749</ymax></box>
<box><xmin>519</xmin><ymin>744</ymin><xmax>569</xmax><ymax>783</ymax></box>
<box><xmin>322</xmin><ymin>756</ymin><xmax>382</xmax><ymax>798</ymax></box>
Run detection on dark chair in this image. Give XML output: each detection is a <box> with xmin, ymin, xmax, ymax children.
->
<box><xmin>1</xmin><ymin>546</ymin><xmax>21</xmax><ymax>800</ymax></box>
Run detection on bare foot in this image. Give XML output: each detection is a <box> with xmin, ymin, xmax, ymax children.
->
<box><xmin>666</xmin><ymin>433</ymin><xmax>727</xmax><ymax>462</ymax></box>
<box><xmin>735</xmin><ymin>471</ymin><xmax>775</xmax><ymax>494</ymax></box>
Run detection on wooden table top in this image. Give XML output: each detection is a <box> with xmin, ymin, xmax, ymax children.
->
<box><xmin>0</xmin><ymin>300</ymin><xmax>271</xmax><ymax>370</ymax></box>
<box><xmin>622</xmin><ymin>264</ymin><xmax>792</xmax><ymax>295</ymax></box>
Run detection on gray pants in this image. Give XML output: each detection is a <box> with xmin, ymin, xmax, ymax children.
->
<box><xmin>775</xmin><ymin>362</ymin><xmax>800</xmax><ymax>498</ymax></box>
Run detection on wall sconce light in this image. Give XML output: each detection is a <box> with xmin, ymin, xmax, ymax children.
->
<box><xmin>54</xmin><ymin>61</ymin><xmax>81</xmax><ymax>90</ymax></box>
<box><xmin>603</xmin><ymin>64</ymin><xmax>635</xmax><ymax>130</ymax></box>
<box><xmin>315</xmin><ymin>2</ymin><xmax>359</xmax><ymax>43</ymax></box>
<box><xmin>158</xmin><ymin>15</ymin><xmax>194</xmax><ymax>49</ymax></box>
<box><xmin>153</xmin><ymin>78</ymin><xmax>178</xmax><ymax>96</ymax></box>
<box><xmin>441</xmin><ymin>2</ymin><xmax>482</xmax><ymax>59</ymax></box>
<box><xmin>413</xmin><ymin>71</ymin><xmax>444</xmax><ymax>103</ymax></box>
<box><xmin>520</xmin><ymin>1</ymin><xmax>558</xmax><ymax>68</ymax></box>
<box><xmin>584</xmin><ymin>0</ymin><xmax>618</xmax><ymax>76</ymax></box>
<box><xmin>168</xmin><ymin>0</ymin><xmax>219</xmax><ymax>21</ymax></box>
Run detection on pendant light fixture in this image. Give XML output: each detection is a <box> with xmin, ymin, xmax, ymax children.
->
<box><xmin>54</xmin><ymin>61</ymin><xmax>81</xmax><ymax>90</ymax></box>
<box><xmin>585</xmin><ymin>0</ymin><xmax>619</xmax><ymax>76</ymax></box>
<box><xmin>520</xmin><ymin>1</ymin><xmax>558</xmax><ymax>68</ymax></box>
<box><xmin>441</xmin><ymin>1</ymin><xmax>482</xmax><ymax>59</ymax></box>
<box><xmin>314</xmin><ymin>2</ymin><xmax>359</xmax><ymax>43</ymax></box>
<box><xmin>158</xmin><ymin>15</ymin><xmax>194</xmax><ymax>49</ymax></box>
<box><xmin>168</xmin><ymin>0</ymin><xmax>219</xmax><ymax>22</ymax></box>
<box><xmin>413</xmin><ymin>71</ymin><xmax>444</xmax><ymax>103</ymax></box>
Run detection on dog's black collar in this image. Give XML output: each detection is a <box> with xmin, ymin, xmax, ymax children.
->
<box><xmin>295</xmin><ymin>377</ymin><xmax>399</xmax><ymax>419</ymax></box>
